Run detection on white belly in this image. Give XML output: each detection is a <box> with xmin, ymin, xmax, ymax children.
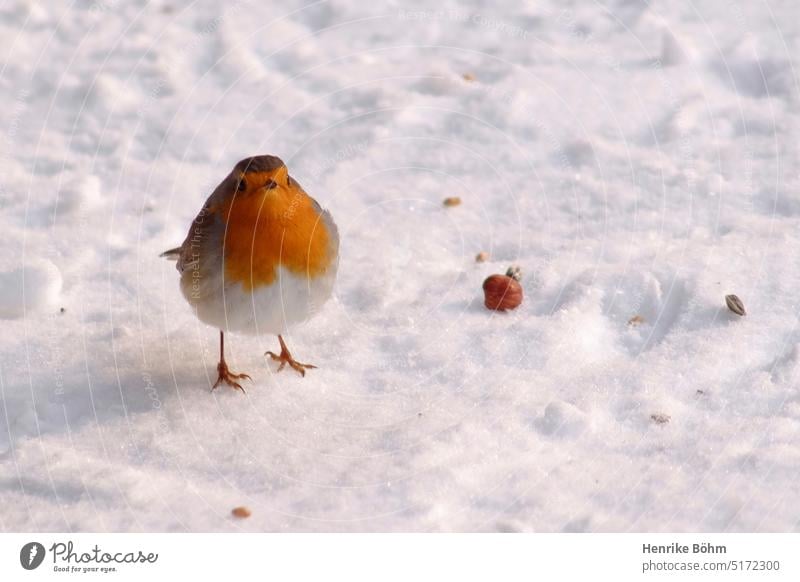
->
<box><xmin>181</xmin><ymin>265</ymin><xmax>336</xmax><ymax>335</ymax></box>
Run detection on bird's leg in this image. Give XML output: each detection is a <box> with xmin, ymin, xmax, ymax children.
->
<box><xmin>213</xmin><ymin>330</ymin><xmax>251</xmax><ymax>392</ymax></box>
<box><xmin>265</xmin><ymin>335</ymin><xmax>317</xmax><ymax>377</ymax></box>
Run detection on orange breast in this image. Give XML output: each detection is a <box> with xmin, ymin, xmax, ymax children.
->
<box><xmin>219</xmin><ymin>187</ymin><xmax>333</xmax><ymax>290</ymax></box>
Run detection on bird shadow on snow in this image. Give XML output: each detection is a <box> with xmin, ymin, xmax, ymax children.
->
<box><xmin>0</xmin><ymin>353</ymin><xmax>193</xmax><ymax>453</ymax></box>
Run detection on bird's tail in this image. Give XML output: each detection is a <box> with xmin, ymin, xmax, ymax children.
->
<box><xmin>160</xmin><ymin>247</ymin><xmax>181</xmax><ymax>260</ymax></box>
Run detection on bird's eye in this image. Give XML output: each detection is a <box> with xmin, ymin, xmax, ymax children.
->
<box><xmin>237</xmin><ymin>178</ymin><xmax>246</xmax><ymax>192</ymax></box>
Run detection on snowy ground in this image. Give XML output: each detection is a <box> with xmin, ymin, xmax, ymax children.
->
<box><xmin>1</xmin><ymin>0</ymin><xmax>799</xmax><ymax>532</ymax></box>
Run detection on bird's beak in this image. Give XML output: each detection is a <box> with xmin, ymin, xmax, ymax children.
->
<box><xmin>260</xmin><ymin>179</ymin><xmax>279</xmax><ymax>192</ymax></box>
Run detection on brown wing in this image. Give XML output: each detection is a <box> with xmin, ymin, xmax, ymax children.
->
<box><xmin>173</xmin><ymin>170</ymin><xmax>236</xmax><ymax>273</ymax></box>
<box><xmin>175</xmin><ymin>203</ymin><xmax>214</xmax><ymax>273</ymax></box>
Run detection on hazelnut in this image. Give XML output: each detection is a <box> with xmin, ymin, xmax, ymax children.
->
<box><xmin>483</xmin><ymin>270</ymin><xmax>523</xmax><ymax>311</ymax></box>
<box><xmin>443</xmin><ymin>196</ymin><xmax>461</xmax><ymax>207</ymax></box>
<box><xmin>475</xmin><ymin>251</ymin><xmax>489</xmax><ymax>263</ymax></box>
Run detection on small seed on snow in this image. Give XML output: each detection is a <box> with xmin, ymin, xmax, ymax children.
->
<box><xmin>475</xmin><ymin>251</ymin><xmax>489</xmax><ymax>263</ymax></box>
<box><xmin>232</xmin><ymin>506</ymin><xmax>251</xmax><ymax>518</ymax></box>
<box><xmin>443</xmin><ymin>197</ymin><xmax>461</xmax><ymax>207</ymax></box>
<box><xmin>725</xmin><ymin>294</ymin><xmax>746</xmax><ymax>316</ymax></box>
<box><xmin>627</xmin><ymin>314</ymin><xmax>645</xmax><ymax>326</ymax></box>
<box><xmin>650</xmin><ymin>413</ymin><xmax>670</xmax><ymax>425</ymax></box>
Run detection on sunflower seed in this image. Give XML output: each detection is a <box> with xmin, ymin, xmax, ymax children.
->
<box><xmin>505</xmin><ymin>265</ymin><xmax>522</xmax><ymax>281</ymax></box>
<box><xmin>725</xmin><ymin>294</ymin><xmax>746</xmax><ymax>316</ymax></box>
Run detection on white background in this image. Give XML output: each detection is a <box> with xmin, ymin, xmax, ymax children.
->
<box><xmin>1</xmin><ymin>534</ymin><xmax>799</xmax><ymax>581</ymax></box>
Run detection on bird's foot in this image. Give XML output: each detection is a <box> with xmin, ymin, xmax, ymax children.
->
<box><xmin>212</xmin><ymin>360</ymin><xmax>251</xmax><ymax>393</ymax></box>
<box><xmin>265</xmin><ymin>336</ymin><xmax>316</xmax><ymax>377</ymax></box>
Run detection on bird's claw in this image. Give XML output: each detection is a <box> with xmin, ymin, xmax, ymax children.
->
<box><xmin>265</xmin><ymin>337</ymin><xmax>316</xmax><ymax>377</ymax></box>
<box><xmin>212</xmin><ymin>361</ymin><xmax>251</xmax><ymax>393</ymax></box>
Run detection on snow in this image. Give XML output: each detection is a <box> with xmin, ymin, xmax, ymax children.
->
<box><xmin>0</xmin><ymin>259</ymin><xmax>62</xmax><ymax>319</ymax></box>
<box><xmin>1</xmin><ymin>0</ymin><xmax>799</xmax><ymax>532</ymax></box>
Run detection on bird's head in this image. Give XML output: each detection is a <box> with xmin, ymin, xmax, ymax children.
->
<box><xmin>231</xmin><ymin>155</ymin><xmax>291</xmax><ymax>197</ymax></box>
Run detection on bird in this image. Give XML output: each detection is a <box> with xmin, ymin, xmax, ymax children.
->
<box><xmin>162</xmin><ymin>155</ymin><xmax>339</xmax><ymax>391</ymax></box>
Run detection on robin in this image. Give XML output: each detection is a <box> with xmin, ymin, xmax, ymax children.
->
<box><xmin>162</xmin><ymin>155</ymin><xmax>339</xmax><ymax>391</ymax></box>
